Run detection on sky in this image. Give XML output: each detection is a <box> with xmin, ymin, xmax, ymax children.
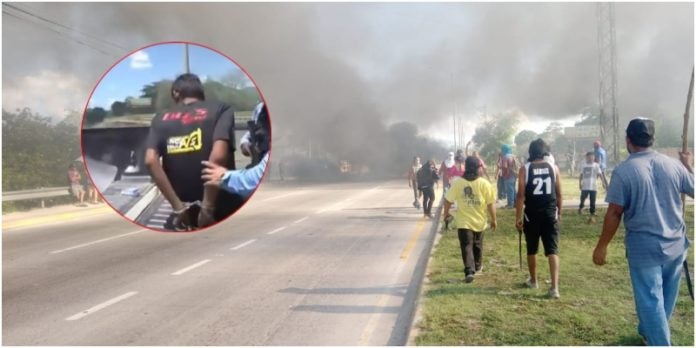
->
<box><xmin>88</xmin><ymin>43</ymin><xmax>252</xmax><ymax>109</ymax></box>
<box><xmin>2</xmin><ymin>2</ymin><xmax>693</xmax><ymax>154</ymax></box>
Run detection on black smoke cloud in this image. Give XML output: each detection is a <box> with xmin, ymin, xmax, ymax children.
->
<box><xmin>3</xmin><ymin>3</ymin><xmax>693</xmax><ymax>174</ymax></box>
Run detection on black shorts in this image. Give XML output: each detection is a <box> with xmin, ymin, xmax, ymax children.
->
<box><xmin>523</xmin><ymin>209</ymin><xmax>559</xmax><ymax>256</ymax></box>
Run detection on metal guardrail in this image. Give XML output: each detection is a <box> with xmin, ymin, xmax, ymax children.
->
<box><xmin>2</xmin><ymin>187</ymin><xmax>70</xmax><ymax>202</ymax></box>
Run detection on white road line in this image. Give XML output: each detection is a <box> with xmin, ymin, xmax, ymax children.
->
<box><xmin>153</xmin><ymin>213</ymin><xmax>169</xmax><ymax>218</ymax></box>
<box><xmin>171</xmin><ymin>259</ymin><xmax>212</xmax><ymax>276</ymax></box>
<box><xmin>50</xmin><ymin>229</ymin><xmax>146</xmax><ymax>254</ymax></box>
<box><xmin>231</xmin><ymin>239</ymin><xmax>257</xmax><ymax>250</ymax></box>
<box><xmin>267</xmin><ymin>226</ymin><xmax>287</xmax><ymax>235</ymax></box>
<box><xmin>150</xmin><ymin>219</ymin><xmax>167</xmax><ymax>223</ymax></box>
<box><xmin>124</xmin><ymin>185</ymin><xmax>158</xmax><ymax>220</ymax></box>
<box><xmin>316</xmin><ymin>198</ymin><xmax>352</xmax><ymax>214</ymax></box>
<box><xmin>293</xmin><ymin>216</ymin><xmax>309</xmax><ymax>224</ymax></box>
<box><xmin>260</xmin><ymin>191</ymin><xmax>301</xmax><ymax>202</ymax></box>
<box><xmin>65</xmin><ymin>291</ymin><xmax>138</xmax><ymax>321</ymax></box>
<box><xmin>147</xmin><ymin>224</ymin><xmax>163</xmax><ymax>228</ymax></box>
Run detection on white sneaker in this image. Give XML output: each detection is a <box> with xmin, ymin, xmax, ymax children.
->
<box><xmin>548</xmin><ymin>288</ymin><xmax>560</xmax><ymax>299</ymax></box>
<box><xmin>525</xmin><ymin>278</ymin><xmax>538</xmax><ymax>289</ymax></box>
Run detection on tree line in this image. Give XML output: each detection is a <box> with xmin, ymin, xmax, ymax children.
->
<box><xmin>2</xmin><ymin>108</ymin><xmax>82</xmax><ymax>211</ymax></box>
<box><xmin>84</xmin><ymin>76</ymin><xmax>260</xmax><ymax>126</ymax></box>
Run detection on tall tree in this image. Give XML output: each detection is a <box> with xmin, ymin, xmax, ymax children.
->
<box><xmin>514</xmin><ymin>129</ymin><xmax>539</xmax><ymax>158</ymax></box>
<box><xmin>471</xmin><ymin>111</ymin><xmax>520</xmax><ymax>163</ymax></box>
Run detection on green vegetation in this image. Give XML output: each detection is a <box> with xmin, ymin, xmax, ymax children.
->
<box><xmin>84</xmin><ymin>77</ymin><xmax>260</xmax><ymax>127</ymax></box>
<box><xmin>2</xmin><ymin>108</ymin><xmax>83</xmax><ymax>212</ymax></box>
<box><xmin>416</xmin><ymin>207</ymin><xmax>694</xmax><ymax>346</ymax></box>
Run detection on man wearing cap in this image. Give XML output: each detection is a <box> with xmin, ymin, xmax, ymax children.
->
<box><xmin>444</xmin><ymin>156</ymin><xmax>497</xmax><ymax>283</ymax></box>
<box><xmin>592</xmin><ymin>118</ymin><xmax>694</xmax><ymax>346</ymax></box>
<box><xmin>594</xmin><ymin>140</ymin><xmax>607</xmax><ymax>173</ymax></box>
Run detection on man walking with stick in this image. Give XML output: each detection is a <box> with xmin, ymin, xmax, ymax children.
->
<box><xmin>592</xmin><ymin>118</ymin><xmax>694</xmax><ymax>346</ymax></box>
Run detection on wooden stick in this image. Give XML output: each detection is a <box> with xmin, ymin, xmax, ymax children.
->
<box><xmin>682</xmin><ymin>67</ymin><xmax>694</xmax><ymax>215</ymax></box>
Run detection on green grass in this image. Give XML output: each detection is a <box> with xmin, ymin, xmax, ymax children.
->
<box><xmin>416</xmin><ymin>206</ymin><xmax>694</xmax><ymax>346</ymax></box>
<box><xmin>486</xmin><ymin>173</ymin><xmax>600</xmax><ymax>201</ymax></box>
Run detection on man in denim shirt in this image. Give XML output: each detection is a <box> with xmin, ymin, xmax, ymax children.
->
<box><xmin>592</xmin><ymin>118</ymin><xmax>694</xmax><ymax>346</ymax></box>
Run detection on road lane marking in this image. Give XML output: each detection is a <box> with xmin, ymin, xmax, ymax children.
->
<box><xmin>50</xmin><ymin>229</ymin><xmax>147</xmax><ymax>254</ymax></box>
<box><xmin>231</xmin><ymin>239</ymin><xmax>257</xmax><ymax>250</ymax></box>
<box><xmin>359</xmin><ymin>288</ymin><xmax>393</xmax><ymax>345</ymax></box>
<box><xmin>316</xmin><ymin>186</ymin><xmax>381</xmax><ymax>214</ymax></box>
<box><xmin>3</xmin><ymin>206</ymin><xmax>113</xmax><ymax>230</ymax></box>
<box><xmin>65</xmin><ymin>291</ymin><xmax>138</xmax><ymax>321</ymax></box>
<box><xmin>293</xmin><ymin>216</ymin><xmax>309</xmax><ymax>224</ymax></box>
<box><xmin>400</xmin><ymin>218</ymin><xmax>428</xmax><ymax>261</ymax></box>
<box><xmin>150</xmin><ymin>219</ymin><xmax>167</xmax><ymax>223</ymax></box>
<box><xmin>260</xmin><ymin>191</ymin><xmax>301</xmax><ymax>202</ymax></box>
<box><xmin>124</xmin><ymin>185</ymin><xmax>158</xmax><ymax>220</ymax></box>
<box><xmin>171</xmin><ymin>259</ymin><xmax>211</xmax><ymax>275</ymax></box>
<box><xmin>267</xmin><ymin>226</ymin><xmax>287</xmax><ymax>235</ymax></box>
<box><xmin>359</xmin><ymin>262</ymin><xmax>406</xmax><ymax>345</ymax></box>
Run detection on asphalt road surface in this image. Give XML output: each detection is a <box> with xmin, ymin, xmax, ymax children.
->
<box><xmin>3</xmin><ymin>180</ymin><xmax>440</xmax><ymax>345</ymax></box>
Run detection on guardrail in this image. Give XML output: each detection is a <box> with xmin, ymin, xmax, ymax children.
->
<box><xmin>3</xmin><ymin>187</ymin><xmax>71</xmax><ymax>207</ymax></box>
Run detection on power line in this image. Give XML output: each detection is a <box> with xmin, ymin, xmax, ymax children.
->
<box><xmin>3</xmin><ymin>9</ymin><xmax>117</xmax><ymax>57</ymax></box>
<box><xmin>2</xmin><ymin>4</ymin><xmax>126</xmax><ymax>57</ymax></box>
<box><xmin>3</xmin><ymin>3</ymin><xmax>129</xmax><ymax>52</ymax></box>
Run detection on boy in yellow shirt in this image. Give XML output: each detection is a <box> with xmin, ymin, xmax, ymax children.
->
<box><xmin>444</xmin><ymin>156</ymin><xmax>497</xmax><ymax>283</ymax></box>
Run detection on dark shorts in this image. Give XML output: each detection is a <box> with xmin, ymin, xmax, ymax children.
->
<box><xmin>523</xmin><ymin>210</ymin><xmax>559</xmax><ymax>256</ymax></box>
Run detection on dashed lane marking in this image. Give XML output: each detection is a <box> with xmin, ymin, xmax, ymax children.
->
<box><xmin>267</xmin><ymin>226</ymin><xmax>287</xmax><ymax>235</ymax></box>
<box><xmin>65</xmin><ymin>291</ymin><xmax>138</xmax><ymax>321</ymax></box>
<box><xmin>293</xmin><ymin>216</ymin><xmax>309</xmax><ymax>224</ymax></box>
<box><xmin>171</xmin><ymin>259</ymin><xmax>212</xmax><ymax>275</ymax></box>
<box><xmin>50</xmin><ymin>229</ymin><xmax>147</xmax><ymax>254</ymax></box>
<box><xmin>231</xmin><ymin>239</ymin><xmax>257</xmax><ymax>250</ymax></box>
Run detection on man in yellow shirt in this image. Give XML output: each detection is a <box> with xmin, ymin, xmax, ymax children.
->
<box><xmin>444</xmin><ymin>156</ymin><xmax>497</xmax><ymax>283</ymax></box>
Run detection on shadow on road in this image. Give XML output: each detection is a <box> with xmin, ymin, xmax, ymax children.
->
<box><xmin>279</xmin><ymin>285</ymin><xmax>408</xmax><ymax>296</ymax></box>
<box><xmin>291</xmin><ymin>304</ymin><xmax>401</xmax><ymax>314</ymax></box>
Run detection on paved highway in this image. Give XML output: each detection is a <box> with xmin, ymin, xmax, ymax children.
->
<box><xmin>3</xmin><ymin>180</ymin><xmax>440</xmax><ymax>345</ymax></box>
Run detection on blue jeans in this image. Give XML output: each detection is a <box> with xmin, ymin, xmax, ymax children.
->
<box><xmin>504</xmin><ymin>177</ymin><xmax>516</xmax><ymax>207</ymax></box>
<box><xmin>628</xmin><ymin>251</ymin><xmax>686</xmax><ymax>346</ymax></box>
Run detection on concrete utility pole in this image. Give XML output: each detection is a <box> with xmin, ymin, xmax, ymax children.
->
<box><xmin>597</xmin><ymin>3</ymin><xmax>619</xmax><ymax>165</ymax></box>
<box><xmin>183</xmin><ymin>43</ymin><xmax>190</xmax><ymax>74</ymax></box>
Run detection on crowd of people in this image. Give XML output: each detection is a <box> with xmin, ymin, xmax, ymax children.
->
<box><xmin>408</xmin><ymin>117</ymin><xmax>693</xmax><ymax>345</ymax></box>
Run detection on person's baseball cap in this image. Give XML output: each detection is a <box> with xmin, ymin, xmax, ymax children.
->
<box><xmin>626</xmin><ymin>117</ymin><xmax>655</xmax><ymax>147</ymax></box>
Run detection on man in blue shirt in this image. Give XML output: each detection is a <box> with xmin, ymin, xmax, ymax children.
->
<box><xmin>592</xmin><ymin>118</ymin><xmax>694</xmax><ymax>346</ymax></box>
<box><xmin>594</xmin><ymin>140</ymin><xmax>607</xmax><ymax>172</ymax></box>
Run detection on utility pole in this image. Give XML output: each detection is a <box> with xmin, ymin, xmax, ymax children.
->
<box><xmin>597</xmin><ymin>3</ymin><xmax>619</xmax><ymax>165</ymax></box>
<box><xmin>183</xmin><ymin>43</ymin><xmax>190</xmax><ymax>74</ymax></box>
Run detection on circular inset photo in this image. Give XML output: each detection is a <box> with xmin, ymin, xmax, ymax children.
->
<box><xmin>81</xmin><ymin>42</ymin><xmax>270</xmax><ymax>232</ymax></box>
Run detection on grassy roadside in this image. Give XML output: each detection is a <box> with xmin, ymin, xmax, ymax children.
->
<box><xmin>416</xmin><ymin>206</ymin><xmax>694</xmax><ymax>346</ymax></box>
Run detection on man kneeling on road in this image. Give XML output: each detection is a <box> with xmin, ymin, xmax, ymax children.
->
<box><xmin>444</xmin><ymin>156</ymin><xmax>497</xmax><ymax>283</ymax></box>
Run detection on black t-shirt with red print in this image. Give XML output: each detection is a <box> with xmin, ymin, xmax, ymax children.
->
<box><xmin>146</xmin><ymin>100</ymin><xmax>235</xmax><ymax>202</ymax></box>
